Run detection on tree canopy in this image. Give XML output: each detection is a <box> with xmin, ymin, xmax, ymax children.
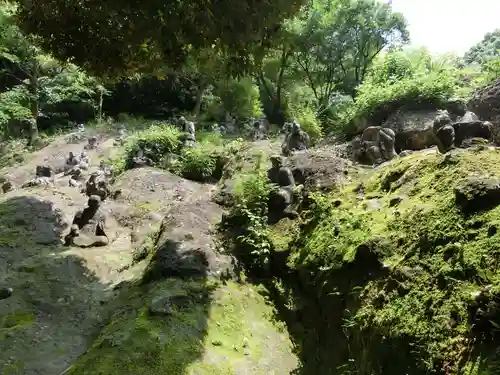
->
<box><xmin>13</xmin><ymin>0</ymin><xmax>307</xmax><ymax>76</ymax></box>
<box><xmin>464</xmin><ymin>29</ymin><xmax>500</xmax><ymax>65</ymax></box>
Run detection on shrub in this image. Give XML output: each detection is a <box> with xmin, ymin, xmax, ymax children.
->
<box><xmin>339</xmin><ymin>50</ymin><xmax>461</xmax><ymax>134</ymax></box>
<box><xmin>219</xmin><ymin>152</ymin><xmax>275</xmax><ymax>273</ymax></box>
<box><xmin>173</xmin><ymin>146</ymin><xmax>219</xmax><ymax>182</ymax></box>
<box><xmin>285</xmin><ymin>84</ymin><xmax>323</xmax><ymax>141</ymax></box>
<box><xmin>203</xmin><ymin>77</ymin><xmax>263</xmax><ymax>122</ymax></box>
<box><xmin>123</xmin><ymin>123</ymin><xmax>181</xmax><ymax>169</ymax></box>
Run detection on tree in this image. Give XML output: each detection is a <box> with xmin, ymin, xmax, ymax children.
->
<box><xmin>14</xmin><ymin>0</ymin><xmax>307</xmax><ymax>77</ymax></box>
<box><xmin>294</xmin><ymin>0</ymin><xmax>409</xmax><ymax>109</ymax></box>
<box><xmin>0</xmin><ymin>3</ymin><xmax>104</xmax><ymax>143</ymax></box>
<box><xmin>464</xmin><ymin>29</ymin><xmax>500</xmax><ymax>65</ymax></box>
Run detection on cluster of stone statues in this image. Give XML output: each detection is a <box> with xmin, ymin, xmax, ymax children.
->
<box><xmin>352</xmin><ymin>126</ymin><xmax>397</xmax><ymax>165</ymax></box>
<box><xmin>351</xmin><ymin>109</ymin><xmax>495</xmax><ymax>165</ymax></box>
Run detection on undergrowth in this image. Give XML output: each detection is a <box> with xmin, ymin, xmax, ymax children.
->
<box><xmin>108</xmin><ymin>122</ymin><xmax>244</xmax><ymax>182</ymax></box>
<box><xmin>218</xmin><ymin>152</ymin><xmax>278</xmax><ymax>274</ymax></box>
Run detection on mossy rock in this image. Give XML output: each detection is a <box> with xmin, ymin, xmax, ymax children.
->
<box><xmin>66</xmin><ymin>280</ymin><xmax>297</xmax><ymax>375</ymax></box>
<box><xmin>288</xmin><ymin>148</ymin><xmax>500</xmax><ymax>374</ymax></box>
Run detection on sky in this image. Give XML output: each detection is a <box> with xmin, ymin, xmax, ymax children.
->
<box><xmin>390</xmin><ymin>0</ymin><xmax>500</xmax><ymax>55</ymax></box>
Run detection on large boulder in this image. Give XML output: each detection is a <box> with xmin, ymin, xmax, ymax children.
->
<box><xmin>285</xmin><ymin>148</ymin><xmax>355</xmax><ymax>192</ymax></box>
<box><xmin>468</xmin><ymin>78</ymin><xmax>500</xmax><ymax>143</ymax></box>
<box><xmin>382</xmin><ymin>109</ymin><xmax>442</xmax><ymax>152</ymax></box>
<box><xmin>143</xmin><ymin>202</ymin><xmax>234</xmax><ymax>281</ymax></box>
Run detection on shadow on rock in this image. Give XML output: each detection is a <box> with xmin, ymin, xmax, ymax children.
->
<box><xmin>0</xmin><ymin>196</ymin><xmax>111</xmax><ymax>375</ymax></box>
<box><xmin>66</xmin><ymin>202</ymin><xmax>232</xmax><ymax>374</ymax></box>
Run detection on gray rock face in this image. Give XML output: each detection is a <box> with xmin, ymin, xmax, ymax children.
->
<box><xmin>148</xmin><ymin>291</ymin><xmax>191</xmax><ymax>316</ymax></box>
<box><xmin>455</xmin><ymin>177</ymin><xmax>500</xmax><ymax>214</ymax></box>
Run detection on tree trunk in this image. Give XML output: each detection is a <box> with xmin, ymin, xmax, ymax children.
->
<box><xmin>27</xmin><ymin>68</ymin><xmax>39</xmax><ymax>146</ymax></box>
<box><xmin>97</xmin><ymin>88</ymin><xmax>104</xmax><ymax>122</ymax></box>
<box><xmin>193</xmin><ymin>81</ymin><xmax>207</xmax><ymax>118</ymax></box>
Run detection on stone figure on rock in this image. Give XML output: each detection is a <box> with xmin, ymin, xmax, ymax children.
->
<box><xmin>83</xmin><ymin>171</ymin><xmax>110</xmax><ymax>201</ymax></box>
<box><xmin>179</xmin><ymin>116</ymin><xmax>196</xmax><ymax>148</ymax></box>
<box><xmin>64</xmin><ymin>195</ymin><xmax>114</xmax><ymax>247</ymax></box>
<box><xmin>66</xmin><ymin>152</ymin><xmax>80</xmax><ymax>167</ymax></box>
<box><xmin>432</xmin><ymin>110</ymin><xmax>492</xmax><ymax>153</ymax></box>
<box><xmin>352</xmin><ymin>126</ymin><xmax>397</xmax><ymax>165</ymax></box>
<box><xmin>267</xmin><ymin>155</ymin><xmax>302</xmax><ymax>222</ymax></box>
<box><xmin>84</xmin><ymin>136</ymin><xmax>98</xmax><ymax>150</ymax></box>
<box><xmin>114</xmin><ymin>125</ymin><xmax>128</xmax><ymax>146</ymax></box>
<box><xmin>281</xmin><ymin>121</ymin><xmax>310</xmax><ymax>156</ymax></box>
<box><xmin>22</xmin><ymin>165</ymin><xmax>54</xmax><ymax>188</ymax></box>
<box><xmin>131</xmin><ymin>148</ymin><xmax>153</xmax><ymax>168</ymax></box>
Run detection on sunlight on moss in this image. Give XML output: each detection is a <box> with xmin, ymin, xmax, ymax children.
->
<box><xmin>289</xmin><ymin>149</ymin><xmax>500</xmax><ymax>373</ymax></box>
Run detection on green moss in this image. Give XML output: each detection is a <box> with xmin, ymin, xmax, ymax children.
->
<box><xmin>0</xmin><ymin>311</ymin><xmax>35</xmax><ymax>330</ymax></box>
<box><xmin>67</xmin><ymin>279</ymin><xmax>295</xmax><ymax>375</ymax></box>
<box><xmin>289</xmin><ymin>149</ymin><xmax>500</xmax><ymax>374</ymax></box>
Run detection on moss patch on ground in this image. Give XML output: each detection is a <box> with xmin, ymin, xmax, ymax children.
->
<box><xmin>67</xmin><ymin>279</ymin><xmax>297</xmax><ymax>375</ymax></box>
<box><xmin>286</xmin><ymin>148</ymin><xmax>500</xmax><ymax>374</ymax></box>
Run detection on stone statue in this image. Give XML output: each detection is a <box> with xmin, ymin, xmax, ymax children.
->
<box><xmin>36</xmin><ymin>165</ymin><xmax>53</xmax><ymax>178</ymax></box>
<box><xmin>283</xmin><ymin>122</ymin><xmax>292</xmax><ymax>134</ymax></box>
<box><xmin>360</xmin><ymin>126</ymin><xmax>397</xmax><ymax>163</ymax></box>
<box><xmin>281</xmin><ymin>121</ymin><xmax>310</xmax><ymax>156</ymax></box>
<box><xmin>76</xmin><ymin>123</ymin><xmax>85</xmax><ymax>133</ymax></box>
<box><xmin>83</xmin><ymin>171</ymin><xmax>110</xmax><ymax>201</ymax></box>
<box><xmin>79</xmin><ymin>151</ymin><xmax>90</xmax><ymax>170</ymax></box>
<box><xmin>66</xmin><ymin>152</ymin><xmax>80</xmax><ymax>167</ymax></box>
<box><xmin>114</xmin><ymin>125</ymin><xmax>128</xmax><ymax>146</ymax></box>
<box><xmin>433</xmin><ymin>111</ymin><xmax>455</xmax><ymax>152</ymax></box>
<box><xmin>179</xmin><ymin>116</ymin><xmax>196</xmax><ymax>148</ymax></box>
<box><xmin>84</xmin><ymin>136</ymin><xmax>98</xmax><ymax>150</ymax></box>
<box><xmin>267</xmin><ymin>155</ymin><xmax>301</xmax><ymax>221</ymax></box>
<box><xmin>132</xmin><ymin>148</ymin><xmax>153</xmax><ymax>168</ymax></box>
<box><xmin>65</xmin><ymin>195</ymin><xmax>111</xmax><ymax>247</ymax></box>
<box><xmin>22</xmin><ymin>165</ymin><xmax>54</xmax><ymax>188</ymax></box>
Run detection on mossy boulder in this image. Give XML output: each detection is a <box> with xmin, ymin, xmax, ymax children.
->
<box><xmin>66</xmin><ymin>280</ymin><xmax>298</xmax><ymax>375</ymax></box>
<box><xmin>287</xmin><ymin>148</ymin><xmax>500</xmax><ymax>374</ymax></box>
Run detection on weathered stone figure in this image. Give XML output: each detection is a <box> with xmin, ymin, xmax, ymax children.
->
<box><xmin>283</xmin><ymin>122</ymin><xmax>292</xmax><ymax>134</ymax></box>
<box><xmin>179</xmin><ymin>116</ymin><xmax>196</xmax><ymax>148</ymax></box>
<box><xmin>281</xmin><ymin>121</ymin><xmax>310</xmax><ymax>156</ymax></box>
<box><xmin>132</xmin><ymin>148</ymin><xmax>153</xmax><ymax>168</ymax></box>
<box><xmin>267</xmin><ymin>155</ymin><xmax>300</xmax><ymax>220</ymax></box>
<box><xmin>65</xmin><ymin>195</ymin><xmax>110</xmax><ymax>247</ymax></box>
<box><xmin>36</xmin><ymin>165</ymin><xmax>53</xmax><ymax>178</ymax></box>
<box><xmin>84</xmin><ymin>171</ymin><xmax>110</xmax><ymax>201</ymax></box>
<box><xmin>114</xmin><ymin>125</ymin><xmax>128</xmax><ymax>146</ymax></box>
<box><xmin>77</xmin><ymin>123</ymin><xmax>85</xmax><ymax>133</ymax></box>
<box><xmin>99</xmin><ymin>160</ymin><xmax>113</xmax><ymax>178</ymax></box>
<box><xmin>22</xmin><ymin>165</ymin><xmax>54</xmax><ymax>188</ymax></box>
<box><xmin>432</xmin><ymin>111</ymin><xmax>455</xmax><ymax>152</ymax></box>
<box><xmin>359</xmin><ymin>126</ymin><xmax>397</xmax><ymax>164</ymax></box>
<box><xmin>84</xmin><ymin>136</ymin><xmax>98</xmax><ymax>150</ymax></box>
<box><xmin>66</xmin><ymin>152</ymin><xmax>80</xmax><ymax>167</ymax></box>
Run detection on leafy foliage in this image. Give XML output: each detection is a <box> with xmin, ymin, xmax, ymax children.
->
<box><xmin>122</xmin><ymin>123</ymin><xmax>181</xmax><ymax>170</ymax></box>
<box><xmin>464</xmin><ymin>29</ymin><xmax>500</xmax><ymax>65</ymax></box>
<box><xmin>219</xmin><ymin>153</ymin><xmax>275</xmax><ymax>272</ymax></box>
<box><xmin>14</xmin><ymin>0</ymin><xmax>307</xmax><ymax>76</ymax></box>
<box><xmin>0</xmin><ymin>3</ymin><xmax>104</xmax><ymax>141</ymax></box>
<box><xmin>340</xmin><ymin>49</ymin><xmax>461</xmax><ymax>133</ymax></box>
